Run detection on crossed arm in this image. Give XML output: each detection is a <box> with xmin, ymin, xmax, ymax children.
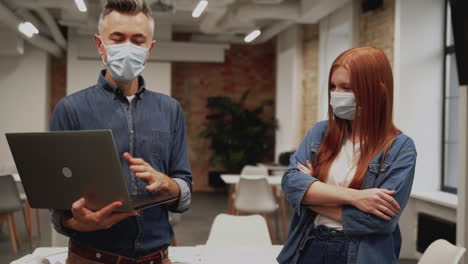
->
<box><xmin>296</xmin><ymin>161</ymin><xmax>400</xmax><ymax>223</ymax></box>
<box><xmin>281</xmin><ymin>123</ymin><xmax>416</xmax><ymax>236</ymax></box>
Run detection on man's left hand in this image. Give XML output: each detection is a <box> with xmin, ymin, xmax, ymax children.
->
<box><xmin>123</xmin><ymin>152</ymin><xmax>180</xmax><ymax>196</ymax></box>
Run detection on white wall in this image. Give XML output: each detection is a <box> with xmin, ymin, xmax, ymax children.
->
<box><xmin>394</xmin><ymin>0</ymin><xmax>445</xmax><ymax>195</ymax></box>
<box><xmin>0</xmin><ymin>44</ymin><xmax>49</xmax><ymax>174</ymax></box>
<box><xmin>393</xmin><ymin>0</ymin><xmax>462</xmax><ymax>260</ymax></box>
<box><xmin>317</xmin><ymin>2</ymin><xmax>356</xmax><ymax>120</ymax></box>
<box><xmin>275</xmin><ymin>24</ymin><xmax>303</xmax><ymax>161</ymax></box>
<box><xmin>67</xmin><ymin>29</ymin><xmax>171</xmax><ymax>96</ymax></box>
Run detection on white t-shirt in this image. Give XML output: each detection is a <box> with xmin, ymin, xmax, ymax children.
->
<box><xmin>126</xmin><ymin>95</ymin><xmax>135</xmax><ymax>102</ymax></box>
<box><xmin>314</xmin><ymin>139</ymin><xmax>360</xmax><ymax>230</ymax></box>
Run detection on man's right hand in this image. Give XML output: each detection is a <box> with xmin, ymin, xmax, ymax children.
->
<box><xmin>62</xmin><ymin>198</ymin><xmax>138</xmax><ymax>232</ymax></box>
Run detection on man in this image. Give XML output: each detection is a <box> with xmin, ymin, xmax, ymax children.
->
<box><xmin>50</xmin><ymin>1</ymin><xmax>192</xmax><ymax>263</ymax></box>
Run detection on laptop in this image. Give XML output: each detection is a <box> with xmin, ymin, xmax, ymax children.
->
<box><xmin>6</xmin><ymin>130</ymin><xmax>179</xmax><ymax>212</ymax></box>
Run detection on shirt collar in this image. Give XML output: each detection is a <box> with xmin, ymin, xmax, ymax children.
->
<box><xmin>97</xmin><ymin>69</ymin><xmax>146</xmax><ymax>99</ymax></box>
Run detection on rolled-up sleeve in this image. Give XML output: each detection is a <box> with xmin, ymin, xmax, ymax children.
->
<box><xmin>282</xmin><ymin>123</ymin><xmax>325</xmax><ymax>215</ymax></box>
<box><xmin>167</xmin><ymin>103</ymin><xmax>192</xmax><ymax>213</ymax></box>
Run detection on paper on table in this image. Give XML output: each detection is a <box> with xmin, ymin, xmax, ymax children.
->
<box><xmin>38</xmin><ymin>251</ymin><xmax>67</xmax><ymax>264</ymax></box>
<box><xmin>199</xmin><ymin>246</ymin><xmax>282</xmax><ymax>264</ymax></box>
<box><xmin>18</xmin><ymin>251</ymin><xmax>67</xmax><ymax>264</ymax></box>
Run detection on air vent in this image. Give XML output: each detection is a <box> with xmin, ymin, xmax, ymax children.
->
<box><xmin>417</xmin><ymin>213</ymin><xmax>456</xmax><ymax>253</ymax></box>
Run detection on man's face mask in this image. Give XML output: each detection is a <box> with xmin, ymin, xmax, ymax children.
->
<box><xmin>100</xmin><ymin>38</ymin><xmax>149</xmax><ymax>83</ymax></box>
<box><xmin>330</xmin><ymin>91</ymin><xmax>356</xmax><ymax>120</ymax></box>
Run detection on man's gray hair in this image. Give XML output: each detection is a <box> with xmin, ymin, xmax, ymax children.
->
<box><xmin>98</xmin><ymin>0</ymin><xmax>155</xmax><ymax>34</ymax></box>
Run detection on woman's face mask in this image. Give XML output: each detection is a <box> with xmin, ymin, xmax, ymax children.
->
<box><xmin>330</xmin><ymin>91</ymin><xmax>356</xmax><ymax>120</ymax></box>
<box><xmin>100</xmin><ymin>38</ymin><xmax>149</xmax><ymax>83</ymax></box>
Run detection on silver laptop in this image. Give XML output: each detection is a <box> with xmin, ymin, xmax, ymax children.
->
<box><xmin>6</xmin><ymin>130</ymin><xmax>178</xmax><ymax>212</ymax></box>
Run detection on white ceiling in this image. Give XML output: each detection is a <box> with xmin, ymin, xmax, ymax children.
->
<box><xmin>0</xmin><ymin>0</ymin><xmax>350</xmax><ymax>56</ymax></box>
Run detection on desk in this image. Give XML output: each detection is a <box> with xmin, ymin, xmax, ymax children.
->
<box><xmin>220</xmin><ymin>175</ymin><xmax>288</xmax><ymax>240</ymax></box>
<box><xmin>12</xmin><ymin>246</ymin><xmax>284</xmax><ymax>264</ymax></box>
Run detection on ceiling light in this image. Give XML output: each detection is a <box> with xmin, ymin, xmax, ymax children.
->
<box><xmin>18</xmin><ymin>22</ymin><xmax>39</xmax><ymax>38</ymax></box>
<box><xmin>74</xmin><ymin>0</ymin><xmax>87</xmax><ymax>12</ymax></box>
<box><xmin>244</xmin><ymin>29</ymin><xmax>261</xmax><ymax>43</ymax></box>
<box><xmin>192</xmin><ymin>0</ymin><xmax>208</xmax><ymax>18</ymax></box>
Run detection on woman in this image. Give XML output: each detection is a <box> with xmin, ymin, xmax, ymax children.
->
<box><xmin>277</xmin><ymin>47</ymin><xmax>416</xmax><ymax>264</ymax></box>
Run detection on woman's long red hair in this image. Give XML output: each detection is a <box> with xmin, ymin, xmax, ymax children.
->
<box><xmin>313</xmin><ymin>47</ymin><xmax>399</xmax><ymax>189</ymax></box>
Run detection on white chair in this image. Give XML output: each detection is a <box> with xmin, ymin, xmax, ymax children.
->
<box><xmin>233</xmin><ymin>175</ymin><xmax>279</xmax><ymax>243</ymax></box>
<box><xmin>241</xmin><ymin>165</ymin><xmax>269</xmax><ymax>176</ymax></box>
<box><xmin>206</xmin><ymin>214</ymin><xmax>272</xmax><ymax>246</ymax></box>
<box><xmin>227</xmin><ymin>165</ymin><xmax>270</xmax><ymax>215</ymax></box>
<box><xmin>418</xmin><ymin>239</ymin><xmax>466</xmax><ymax>264</ymax></box>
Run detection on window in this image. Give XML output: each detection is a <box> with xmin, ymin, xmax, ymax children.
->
<box><xmin>442</xmin><ymin>0</ymin><xmax>459</xmax><ymax>193</ymax></box>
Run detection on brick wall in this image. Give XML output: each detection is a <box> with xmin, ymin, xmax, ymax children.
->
<box><xmin>358</xmin><ymin>0</ymin><xmax>395</xmax><ymax>65</ymax></box>
<box><xmin>301</xmin><ymin>24</ymin><xmax>320</xmax><ymax>139</ymax></box>
<box><xmin>172</xmin><ymin>40</ymin><xmax>276</xmax><ymax>191</ymax></box>
<box><xmin>299</xmin><ymin>0</ymin><xmax>396</xmax><ymax>138</ymax></box>
<box><xmin>49</xmin><ymin>54</ymin><xmax>67</xmax><ymax>119</ymax></box>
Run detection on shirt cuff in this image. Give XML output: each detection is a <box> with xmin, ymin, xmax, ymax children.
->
<box><xmin>169</xmin><ymin>178</ymin><xmax>191</xmax><ymax>213</ymax></box>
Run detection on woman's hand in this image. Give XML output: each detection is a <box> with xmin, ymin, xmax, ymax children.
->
<box><xmin>297</xmin><ymin>161</ymin><xmax>400</xmax><ymax>221</ymax></box>
<box><xmin>297</xmin><ymin>160</ymin><xmax>314</xmax><ymax>176</ymax></box>
<box><xmin>350</xmin><ymin>188</ymin><xmax>400</xmax><ymax>221</ymax></box>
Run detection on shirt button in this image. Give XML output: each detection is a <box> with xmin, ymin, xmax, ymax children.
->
<box><xmin>130</xmin><ymin>130</ymin><xmax>135</xmax><ymax>134</ymax></box>
<box><xmin>96</xmin><ymin>253</ymin><xmax>101</xmax><ymax>259</ymax></box>
<box><xmin>134</xmin><ymin>186</ymin><xmax>138</xmax><ymax>191</ymax></box>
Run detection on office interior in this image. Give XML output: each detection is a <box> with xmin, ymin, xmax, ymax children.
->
<box><xmin>0</xmin><ymin>0</ymin><xmax>467</xmax><ymax>263</ymax></box>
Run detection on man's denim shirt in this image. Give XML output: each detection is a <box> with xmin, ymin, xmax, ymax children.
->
<box><xmin>50</xmin><ymin>70</ymin><xmax>192</xmax><ymax>258</ymax></box>
<box><xmin>277</xmin><ymin>121</ymin><xmax>417</xmax><ymax>264</ymax></box>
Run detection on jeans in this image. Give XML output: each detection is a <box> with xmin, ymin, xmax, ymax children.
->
<box><xmin>298</xmin><ymin>225</ymin><xmax>350</xmax><ymax>264</ymax></box>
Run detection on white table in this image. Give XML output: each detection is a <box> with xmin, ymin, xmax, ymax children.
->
<box><xmin>220</xmin><ymin>174</ymin><xmax>288</xmax><ymax>240</ymax></box>
<box><xmin>12</xmin><ymin>246</ymin><xmax>284</xmax><ymax>264</ymax></box>
<box><xmin>220</xmin><ymin>174</ymin><xmax>282</xmax><ymax>186</ymax></box>
<box><xmin>260</xmin><ymin>164</ymin><xmax>288</xmax><ymax>175</ymax></box>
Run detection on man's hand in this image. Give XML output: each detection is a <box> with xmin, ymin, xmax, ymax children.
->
<box><xmin>62</xmin><ymin>198</ymin><xmax>138</xmax><ymax>232</ymax></box>
<box><xmin>123</xmin><ymin>152</ymin><xmax>180</xmax><ymax>196</ymax></box>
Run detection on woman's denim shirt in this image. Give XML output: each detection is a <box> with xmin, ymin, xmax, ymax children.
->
<box><xmin>277</xmin><ymin>121</ymin><xmax>417</xmax><ymax>264</ymax></box>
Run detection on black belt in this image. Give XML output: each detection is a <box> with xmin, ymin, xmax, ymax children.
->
<box><xmin>69</xmin><ymin>239</ymin><xmax>168</xmax><ymax>264</ymax></box>
<box><xmin>309</xmin><ymin>225</ymin><xmax>352</xmax><ymax>241</ymax></box>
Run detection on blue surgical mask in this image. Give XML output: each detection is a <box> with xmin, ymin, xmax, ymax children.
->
<box><xmin>330</xmin><ymin>92</ymin><xmax>356</xmax><ymax>120</ymax></box>
<box><xmin>101</xmin><ymin>40</ymin><xmax>149</xmax><ymax>82</ymax></box>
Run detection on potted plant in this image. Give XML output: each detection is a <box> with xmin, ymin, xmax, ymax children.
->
<box><xmin>200</xmin><ymin>90</ymin><xmax>276</xmax><ymax>187</ymax></box>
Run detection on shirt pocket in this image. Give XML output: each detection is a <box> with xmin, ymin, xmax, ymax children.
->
<box><xmin>152</xmin><ymin>130</ymin><xmax>171</xmax><ymax>160</ymax></box>
<box><xmin>366</xmin><ymin>162</ymin><xmax>390</xmax><ymax>187</ymax></box>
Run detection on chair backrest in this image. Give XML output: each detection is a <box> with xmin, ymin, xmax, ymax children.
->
<box><xmin>418</xmin><ymin>239</ymin><xmax>466</xmax><ymax>264</ymax></box>
<box><xmin>234</xmin><ymin>175</ymin><xmax>277</xmax><ymax>213</ymax></box>
<box><xmin>241</xmin><ymin>165</ymin><xmax>269</xmax><ymax>176</ymax></box>
<box><xmin>0</xmin><ymin>175</ymin><xmax>23</xmax><ymax>213</ymax></box>
<box><xmin>206</xmin><ymin>214</ymin><xmax>272</xmax><ymax>246</ymax></box>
